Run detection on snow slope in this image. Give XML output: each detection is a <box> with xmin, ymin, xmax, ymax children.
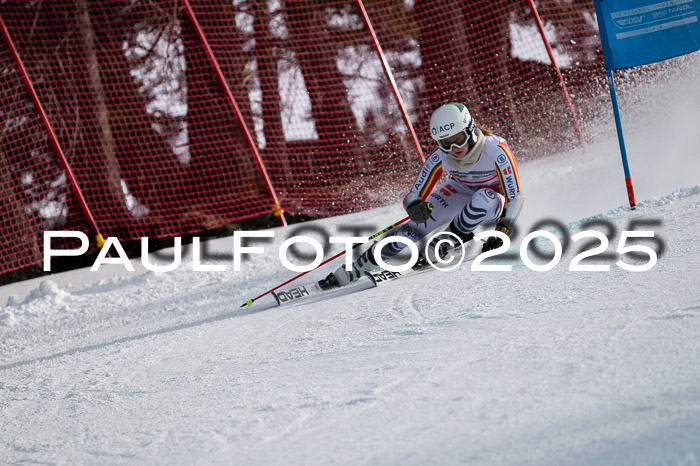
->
<box><xmin>1</xmin><ymin>55</ymin><xmax>699</xmax><ymax>465</ymax></box>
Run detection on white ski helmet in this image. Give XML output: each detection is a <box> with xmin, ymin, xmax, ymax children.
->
<box><xmin>429</xmin><ymin>102</ymin><xmax>477</xmax><ymax>152</ymax></box>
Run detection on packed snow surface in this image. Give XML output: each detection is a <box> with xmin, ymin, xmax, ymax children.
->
<box><xmin>1</xmin><ymin>56</ymin><xmax>700</xmax><ymax>465</ymax></box>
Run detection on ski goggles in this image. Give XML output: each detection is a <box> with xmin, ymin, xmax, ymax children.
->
<box><xmin>436</xmin><ymin>129</ymin><xmax>471</xmax><ymax>152</ymax></box>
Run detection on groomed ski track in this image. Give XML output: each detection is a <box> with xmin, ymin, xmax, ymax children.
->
<box><xmin>1</xmin><ymin>56</ymin><xmax>700</xmax><ymax>465</ymax></box>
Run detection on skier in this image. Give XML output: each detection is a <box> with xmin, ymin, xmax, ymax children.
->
<box><xmin>328</xmin><ymin>102</ymin><xmax>524</xmax><ymax>286</ymax></box>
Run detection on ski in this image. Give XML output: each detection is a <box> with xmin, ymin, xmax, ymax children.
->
<box><xmin>364</xmin><ymin>263</ymin><xmax>429</xmax><ymax>286</ymax></box>
<box><xmin>272</xmin><ymin>240</ymin><xmax>485</xmax><ymax>306</ymax></box>
<box><xmin>271</xmin><ymin>275</ymin><xmax>375</xmax><ymax>306</ymax></box>
<box><xmin>365</xmin><ymin>240</ymin><xmax>485</xmax><ymax>286</ymax></box>
<box><xmin>272</xmin><ymin>261</ymin><xmax>434</xmax><ymax>306</ymax></box>
<box><xmin>239</xmin><ymin>216</ymin><xmax>412</xmax><ymax>308</ymax></box>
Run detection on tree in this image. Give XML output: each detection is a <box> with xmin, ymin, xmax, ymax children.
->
<box><xmin>70</xmin><ymin>0</ymin><xmax>133</xmax><ymax>226</ymax></box>
<box><xmin>181</xmin><ymin>0</ymin><xmax>271</xmax><ymax>227</ymax></box>
<box><xmin>0</xmin><ymin>0</ymin><xmax>133</xmax><ymax>237</ymax></box>
<box><xmin>282</xmin><ymin>0</ymin><xmax>369</xmax><ymax>176</ymax></box>
<box><xmin>414</xmin><ymin>0</ymin><xmax>485</xmax><ymax>145</ymax></box>
<box><xmin>460</xmin><ymin>0</ymin><xmax>523</xmax><ymax>139</ymax></box>
<box><xmin>0</xmin><ymin>143</ymin><xmax>43</xmax><ymax>272</ymax></box>
<box><xmin>91</xmin><ymin>0</ymin><xmax>189</xmax><ymax>231</ymax></box>
<box><xmin>250</xmin><ymin>0</ymin><xmax>293</xmax><ymax>181</ymax></box>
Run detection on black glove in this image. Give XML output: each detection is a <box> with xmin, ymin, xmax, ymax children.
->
<box><xmin>482</xmin><ymin>235</ymin><xmax>503</xmax><ymax>252</ymax></box>
<box><xmin>482</xmin><ymin>223</ymin><xmax>511</xmax><ymax>252</ymax></box>
<box><xmin>406</xmin><ymin>199</ymin><xmax>432</xmax><ymax>223</ymax></box>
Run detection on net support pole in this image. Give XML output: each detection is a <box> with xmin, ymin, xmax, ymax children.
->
<box><xmin>180</xmin><ymin>0</ymin><xmax>287</xmax><ymax>227</ymax></box>
<box><xmin>353</xmin><ymin>0</ymin><xmax>425</xmax><ymax>165</ymax></box>
<box><xmin>0</xmin><ymin>13</ymin><xmax>106</xmax><ymax>247</ymax></box>
<box><xmin>606</xmin><ymin>70</ymin><xmax>636</xmax><ymax>210</ymax></box>
<box><xmin>527</xmin><ymin>0</ymin><xmax>584</xmax><ymax>147</ymax></box>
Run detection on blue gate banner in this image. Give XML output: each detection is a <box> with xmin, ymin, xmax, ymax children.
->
<box><xmin>594</xmin><ymin>0</ymin><xmax>700</xmax><ymax>69</ymax></box>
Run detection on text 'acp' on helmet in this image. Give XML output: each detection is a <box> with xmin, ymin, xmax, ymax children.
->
<box><xmin>429</xmin><ymin>102</ymin><xmax>474</xmax><ymax>141</ymax></box>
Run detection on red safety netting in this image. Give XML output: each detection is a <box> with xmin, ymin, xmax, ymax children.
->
<box><xmin>0</xmin><ymin>35</ymin><xmax>90</xmax><ymax>271</ymax></box>
<box><xmin>364</xmin><ymin>0</ymin><xmax>606</xmax><ymax>158</ymax></box>
<box><xmin>0</xmin><ymin>0</ymin><xmax>608</xmax><ymax>275</ymax></box>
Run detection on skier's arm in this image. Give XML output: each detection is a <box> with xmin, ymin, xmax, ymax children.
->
<box><xmin>494</xmin><ymin>142</ymin><xmax>524</xmax><ymax>235</ymax></box>
<box><xmin>409</xmin><ymin>153</ymin><xmax>443</xmax><ymax>201</ymax></box>
<box><xmin>402</xmin><ymin>154</ymin><xmax>443</xmax><ymax>223</ymax></box>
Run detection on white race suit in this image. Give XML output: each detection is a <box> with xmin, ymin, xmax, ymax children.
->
<box><xmin>376</xmin><ymin>133</ymin><xmax>524</xmax><ymax>260</ymax></box>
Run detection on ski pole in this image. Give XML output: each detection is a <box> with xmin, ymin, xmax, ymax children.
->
<box><xmin>240</xmin><ymin>216</ymin><xmax>410</xmax><ymax>307</ymax></box>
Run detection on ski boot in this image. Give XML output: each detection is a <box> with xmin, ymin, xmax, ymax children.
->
<box><xmin>319</xmin><ymin>246</ymin><xmax>380</xmax><ymax>289</ymax></box>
